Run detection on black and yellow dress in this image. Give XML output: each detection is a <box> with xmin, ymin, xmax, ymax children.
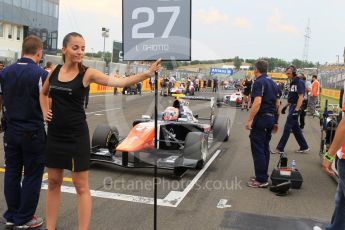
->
<box><xmin>45</xmin><ymin>65</ymin><xmax>90</xmax><ymax>172</ymax></box>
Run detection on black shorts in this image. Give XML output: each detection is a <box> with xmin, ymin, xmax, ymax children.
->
<box><xmin>45</xmin><ymin>123</ymin><xmax>90</xmax><ymax>172</ymax></box>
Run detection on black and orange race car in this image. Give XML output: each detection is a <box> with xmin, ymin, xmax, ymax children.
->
<box><xmin>90</xmin><ymin>96</ymin><xmax>231</xmax><ymax>177</ymax></box>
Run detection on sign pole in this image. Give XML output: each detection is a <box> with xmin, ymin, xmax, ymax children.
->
<box><xmin>122</xmin><ymin>1</ymin><xmax>191</xmax><ymax>229</ymax></box>
<box><xmin>154</xmin><ymin>71</ymin><xmax>158</xmax><ymax>230</ymax></box>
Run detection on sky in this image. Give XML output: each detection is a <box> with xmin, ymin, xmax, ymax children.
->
<box><xmin>58</xmin><ymin>0</ymin><xmax>345</xmax><ymax>64</ymax></box>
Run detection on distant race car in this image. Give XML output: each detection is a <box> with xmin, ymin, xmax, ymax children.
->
<box><xmin>90</xmin><ymin>96</ymin><xmax>231</xmax><ymax>177</ymax></box>
<box><xmin>217</xmin><ymin>90</ymin><xmax>243</xmax><ymax>107</ymax></box>
<box><xmin>170</xmin><ymin>86</ymin><xmax>186</xmax><ymax>95</ymax></box>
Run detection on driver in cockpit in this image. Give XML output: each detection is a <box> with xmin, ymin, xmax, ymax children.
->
<box><xmin>162</xmin><ymin>107</ymin><xmax>179</xmax><ymax>121</ymax></box>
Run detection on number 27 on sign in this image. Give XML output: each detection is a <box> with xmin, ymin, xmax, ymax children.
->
<box><xmin>132</xmin><ymin>6</ymin><xmax>180</xmax><ymax>39</ymax></box>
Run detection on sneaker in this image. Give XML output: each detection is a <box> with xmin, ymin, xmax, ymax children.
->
<box><xmin>247</xmin><ymin>180</ymin><xmax>269</xmax><ymax>188</ymax></box>
<box><xmin>313</xmin><ymin>226</ymin><xmax>322</xmax><ymax>230</ymax></box>
<box><xmin>249</xmin><ymin>176</ymin><xmax>256</xmax><ymax>181</ymax></box>
<box><xmin>15</xmin><ymin>216</ymin><xmax>43</xmax><ymax>229</ymax></box>
<box><xmin>296</xmin><ymin>148</ymin><xmax>310</xmax><ymax>153</ymax></box>
<box><xmin>6</xmin><ymin>221</ymin><xmax>14</xmax><ymax>229</ymax></box>
<box><xmin>271</xmin><ymin>149</ymin><xmax>284</xmax><ymax>154</ymax></box>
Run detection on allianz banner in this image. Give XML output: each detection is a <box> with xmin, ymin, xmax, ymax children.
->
<box><xmin>209</xmin><ymin>68</ymin><xmax>234</xmax><ymax>75</ymax></box>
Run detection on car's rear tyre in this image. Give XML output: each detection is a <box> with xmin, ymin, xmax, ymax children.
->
<box><xmin>213</xmin><ymin>116</ymin><xmax>230</xmax><ymax>142</ymax></box>
<box><xmin>92</xmin><ymin>124</ymin><xmax>119</xmax><ymax>152</ymax></box>
<box><xmin>184</xmin><ymin>132</ymin><xmax>208</xmax><ymax>169</ymax></box>
<box><xmin>216</xmin><ymin>94</ymin><xmax>223</xmax><ymax>103</ymax></box>
<box><xmin>216</xmin><ymin>94</ymin><xmax>223</xmax><ymax>107</ymax></box>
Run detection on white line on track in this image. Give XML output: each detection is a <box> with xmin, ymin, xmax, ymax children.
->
<box><xmin>89</xmin><ymin>91</ymin><xmax>151</xmax><ymax>98</ymax></box>
<box><xmin>163</xmin><ymin>150</ymin><xmax>221</xmax><ymax>207</ymax></box>
<box><xmin>40</xmin><ymin>149</ymin><xmax>221</xmax><ymax>208</ymax></box>
<box><xmin>89</xmin><ymin>94</ymin><xmax>113</xmax><ymax>98</ymax></box>
<box><xmin>85</xmin><ymin>108</ymin><xmax>121</xmax><ymax>115</ymax></box>
<box><xmin>217</xmin><ymin>199</ymin><xmax>232</xmax><ymax>209</ymax></box>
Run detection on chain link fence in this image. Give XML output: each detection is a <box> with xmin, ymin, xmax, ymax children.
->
<box><xmin>319</xmin><ymin>67</ymin><xmax>345</xmax><ymax>89</ymax></box>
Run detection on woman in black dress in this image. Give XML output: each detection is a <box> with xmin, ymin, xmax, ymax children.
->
<box><xmin>241</xmin><ymin>75</ymin><xmax>253</xmax><ymax>111</ymax></box>
<box><xmin>40</xmin><ymin>32</ymin><xmax>160</xmax><ymax>230</ymax></box>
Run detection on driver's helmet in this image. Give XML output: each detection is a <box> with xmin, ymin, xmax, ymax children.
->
<box><xmin>162</xmin><ymin>107</ymin><xmax>179</xmax><ymax>121</ymax></box>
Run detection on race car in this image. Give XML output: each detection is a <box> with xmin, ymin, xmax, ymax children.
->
<box><xmin>170</xmin><ymin>83</ymin><xmax>187</xmax><ymax>95</ymax></box>
<box><xmin>90</xmin><ymin>96</ymin><xmax>231</xmax><ymax>177</ymax></box>
<box><xmin>217</xmin><ymin>90</ymin><xmax>243</xmax><ymax>107</ymax></box>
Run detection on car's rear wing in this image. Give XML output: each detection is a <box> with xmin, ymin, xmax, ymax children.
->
<box><xmin>177</xmin><ymin>96</ymin><xmax>216</xmax><ymax>109</ymax></box>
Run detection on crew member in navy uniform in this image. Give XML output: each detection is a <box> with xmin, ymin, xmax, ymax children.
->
<box><xmin>245</xmin><ymin>60</ymin><xmax>280</xmax><ymax>188</ymax></box>
<box><xmin>0</xmin><ymin>35</ymin><xmax>48</xmax><ymax>229</ymax></box>
<box><xmin>272</xmin><ymin>66</ymin><xmax>309</xmax><ymax>154</ymax></box>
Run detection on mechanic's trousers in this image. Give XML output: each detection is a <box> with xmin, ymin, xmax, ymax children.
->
<box><xmin>137</xmin><ymin>83</ymin><xmax>142</xmax><ymax>95</ymax></box>
<box><xmin>299</xmin><ymin>99</ymin><xmax>308</xmax><ymax>129</ymax></box>
<box><xmin>250</xmin><ymin>114</ymin><xmax>275</xmax><ymax>183</ymax></box>
<box><xmin>276</xmin><ymin>106</ymin><xmax>309</xmax><ymax>152</ymax></box>
<box><xmin>308</xmin><ymin>96</ymin><xmax>318</xmax><ymax>114</ymax></box>
<box><xmin>3</xmin><ymin>127</ymin><xmax>45</xmax><ymax>226</ymax></box>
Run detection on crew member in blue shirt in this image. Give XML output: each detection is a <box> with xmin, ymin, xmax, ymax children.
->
<box><xmin>273</xmin><ymin>66</ymin><xmax>309</xmax><ymax>154</ymax></box>
<box><xmin>245</xmin><ymin>60</ymin><xmax>280</xmax><ymax>188</ymax></box>
<box><xmin>0</xmin><ymin>35</ymin><xmax>48</xmax><ymax>229</ymax></box>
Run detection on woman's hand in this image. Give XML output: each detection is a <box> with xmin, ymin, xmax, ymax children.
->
<box><xmin>148</xmin><ymin>59</ymin><xmax>161</xmax><ymax>75</ymax></box>
<box><xmin>44</xmin><ymin>109</ymin><xmax>53</xmax><ymax>122</ymax></box>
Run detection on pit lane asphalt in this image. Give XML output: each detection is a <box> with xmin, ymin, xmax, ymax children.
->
<box><xmin>0</xmin><ymin>90</ymin><xmax>337</xmax><ymax>230</ymax></box>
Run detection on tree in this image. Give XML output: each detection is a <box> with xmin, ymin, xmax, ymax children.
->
<box><xmin>291</xmin><ymin>59</ymin><xmax>304</xmax><ymax>69</ymax></box>
<box><xmin>191</xmin><ymin>60</ymin><xmax>200</xmax><ymax>65</ymax></box>
<box><xmin>245</xmin><ymin>59</ymin><xmax>256</xmax><ymax>65</ymax></box>
<box><xmin>104</xmin><ymin>52</ymin><xmax>112</xmax><ymax>64</ymax></box>
<box><xmin>257</xmin><ymin>57</ymin><xmax>289</xmax><ymax>72</ymax></box>
<box><xmin>233</xmin><ymin>56</ymin><xmax>242</xmax><ymax>70</ymax></box>
<box><xmin>162</xmin><ymin>61</ymin><xmax>175</xmax><ymax>70</ymax></box>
